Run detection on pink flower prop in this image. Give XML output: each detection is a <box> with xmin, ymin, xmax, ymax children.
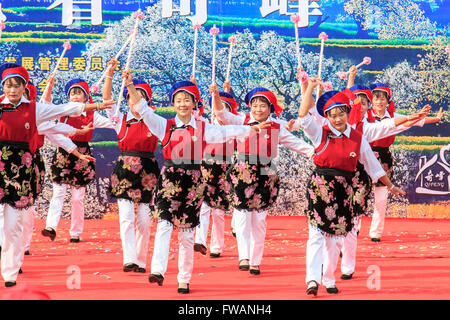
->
<box><xmin>445</xmin><ymin>46</ymin><xmax>450</xmax><ymax>54</ymax></box>
<box><xmin>0</xmin><ymin>22</ymin><xmax>5</xmax><ymax>31</ymax></box>
<box><xmin>290</xmin><ymin>15</ymin><xmax>300</xmax><ymax>24</ymax></box>
<box><xmin>319</xmin><ymin>32</ymin><xmax>328</xmax><ymax>41</ymax></box>
<box><xmin>63</xmin><ymin>42</ymin><xmax>71</xmax><ymax>50</ymax></box>
<box><xmin>193</xmin><ymin>24</ymin><xmax>201</xmax><ymax>31</ymax></box>
<box><xmin>363</xmin><ymin>56</ymin><xmax>371</xmax><ymax>65</ymax></box>
<box><xmin>129</xmin><ymin>29</ymin><xmax>137</xmax><ymax>36</ymax></box>
<box><xmin>323</xmin><ymin>81</ymin><xmax>333</xmax><ymax>91</ymax></box>
<box><xmin>90</xmin><ymin>84</ymin><xmax>100</xmax><ymax>94</ymax></box>
<box><xmin>228</xmin><ymin>35</ymin><xmax>237</xmax><ymax>44</ymax></box>
<box><xmin>134</xmin><ymin>11</ymin><xmax>144</xmax><ymax>19</ymax></box>
<box><xmin>298</xmin><ymin>71</ymin><xmax>309</xmax><ymax>83</ymax></box>
<box><xmin>338</xmin><ymin>71</ymin><xmax>348</xmax><ymax>80</ymax></box>
<box><xmin>210</xmin><ymin>26</ymin><xmax>220</xmax><ymax>36</ymax></box>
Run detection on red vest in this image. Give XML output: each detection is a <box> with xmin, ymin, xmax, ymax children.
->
<box><xmin>366</xmin><ymin>109</ymin><xmax>395</xmax><ymax>148</ymax></box>
<box><xmin>313</xmin><ymin>125</ymin><xmax>362</xmax><ymax>172</ymax></box>
<box><xmin>29</xmin><ymin>134</ymin><xmax>45</xmax><ymax>153</ymax></box>
<box><xmin>117</xmin><ymin>113</ymin><xmax>158</xmax><ymax>152</ymax></box>
<box><xmin>161</xmin><ymin>118</ymin><xmax>206</xmax><ymax>161</ymax></box>
<box><xmin>60</xmin><ymin>111</ymin><xmax>94</xmax><ymax>142</ymax></box>
<box><xmin>0</xmin><ymin>96</ymin><xmax>38</xmax><ymax>148</ymax></box>
<box><xmin>236</xmin><ymin>113</ymin><xmax>280</xmax><ymax>159</ymax></box>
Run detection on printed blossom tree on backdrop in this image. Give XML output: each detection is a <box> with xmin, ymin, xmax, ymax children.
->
<box><xmin>343</xmin><ymin>0</ymin><xmax>437</xmax><ymax>39</ymax></box>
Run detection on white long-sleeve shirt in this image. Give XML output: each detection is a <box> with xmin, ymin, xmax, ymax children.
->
<box><xmin>298</xmin><ymin>113</ymin><xmax>386</xmax><ymax>182</ymax></box>
<box><xmin>37</xmin><ymin>121</ymin><xmax>78</xmax><ymax>153</ymax></box>
<box><xmin>215</xmin><ymin>107</ymin><xmax>315</xmax><ymax>158</ymax></box>
<box><xmin>134</xmin><ymin>98</ymin><xmax>253</xmax><ymax>144</ymax></box>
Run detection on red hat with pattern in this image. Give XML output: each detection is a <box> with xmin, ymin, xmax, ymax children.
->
<box><xmin>245</xmin><ymin>87</ymin><xmax>283</xmax><ymax>117</ymax></box>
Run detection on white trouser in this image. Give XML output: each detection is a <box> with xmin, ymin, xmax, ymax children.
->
<box><xmin>117</xmin><ymin>199</ymin><xmax>152</xmax><ymax>268</ymax></box>
<box><xmin>22</xmin><ymin>206</ymin><xmax>36</xmax><ymax>252</ymax></box>
<box><xmin>151</xmin><ymin>220</ymin><xmax>194</xmax><ymax>284</ymax></box>
<box><xmin>46</xmin><ymin>183</ymin><xmax>86</xmax><ymax>237</ymax></box>
<box><xmin>233</xmin><ymin>208</ymin><xmax>267</xmax><ymax>266</ymax></box>
<box><xmin>369</xmin><ymin>186</ymin><xmax>389</xmax><ymax>238</ymax></box>
<box><xmin>306</xmin><ymin>223</ymin><xmax>343</xmax><ymax>287</ymax></box>
<box><xmin>1</xmin><ymin>205</ymin><xmax>29</xmax><ymax>282</ymax></box>
<box><xmin>0</xmin><ymin>204</ymin><xmax>4</xmax><ymax>247</ymax></box>
<box><xmin>194</xmin><ymin>202</ymin><xmax>225</xmax><ymax>254</ymax></box>
<box><xmin>230</xmin><ymin>213</ymin><xmax>235</xmax><ymax>231</ymax></box>
<box><xmin>341</xmin><ymin>218</ymin><xmax>359</xmax><ymax>275</ymax></box>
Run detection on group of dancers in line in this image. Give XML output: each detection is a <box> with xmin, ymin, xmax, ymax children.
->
<box><xmin>0</xmin><ymin>54</ymin><xmax>444</xmax><ymax>295</ymax></box>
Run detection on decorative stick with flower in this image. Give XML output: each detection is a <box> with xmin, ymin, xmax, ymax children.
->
<box><xmin>192</xmin><ymin>24</ymin><xmax>202</xmax><ymax>79</ymax></box>
<box><xmin>225</xmin><ymin>35</ymin><xmax>236</xmax><ymax>83</ymax></box>
<box><xmin>337</xmin><ymin>57</ymin><xmax>372</xmax><ymax>80</ymax></box>
<box><xmin>291</xmin><ymin>14</ymin><xmax>308</xmax><ymax>91</ymax></box>
<box><xmin>91</xmin><ymin>32</ymin><xmax>134</xmax><ymax>94</ymax></box>
<box><xmin>39</xmin><ymin>42</ymin><xmax>71</xmax><ymax>103</ymax></box>
<box><xmin>113</xmin><ymin>9</ymin><xmax>144</xmax><ymax>122</ymax></box>
<box><xmin>316</xmin><ymin>32</ymin><xmax>328</xmax><ymax>99</ymax></box>
<box><xmin>210</xmin><ymin>24</ymin><xmax>220</xmax><ymax>84</ymax></box>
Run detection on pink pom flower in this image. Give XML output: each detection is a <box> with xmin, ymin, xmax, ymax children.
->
<box><xmin>338</xmin><ymin>71</ymin><xmax>348</xmax><ymax>80</ymax></box>
<box><xmin>63</xmin><ymin>42</ymin><xmax>71</xmax><ymax>50</ymax></box>
<box><xmin>319</xmin><ymin>32</ymin><xmax>328</xmax><ymax>41</ymax></box>
<box><xmin>290</xmin><ymin>14</ymin><xmax>300</xmax><ymax>24</ymax></box>
<box><xmin>134</xmin><ymin>11</ymin><xmax>144</xmax><ymax>19</ymax></box>
<box><xmin>445</xmin><ymin>46</ymin><xmax>450</xmax><ymax>54</ymax></box>
<box><xmin>0</xmin><ymin>22</ymin><xmax>5</xmax><ymax>31</ymax></box>
<box><xmin>323</xmin><ymin>81</ymin><xmax>333</xmax><ymax>91</ymax></box>
<box><xmin>129</xmin><ymin>29</ymin><xmax>137</xmax><ymax>36</ymax></box>
<box><xmin>193</xmin><ymin>24</ymin><xmax>201</xmax><ymax>31</ymax></box>
<box><xmin>298</xmin><ymin>71</ymin><xmax>309</xmax><ymax>83</ymax></box>
<box><xmin>363</xmin><ymin>56</ymin><xmax>371</xmax><ymax>65</ymax></box>
<box><xmin>228</xmin><ymin>35</ymin><xmax>237</xmax><ymax>44</ymax></box>
<box><xmin>210</xmin><ymin>26</ymin><xmax>220</xmax><ymax>36</ymax></box>
<box><xmin>90</xmin><ymin>84</ymin><xmax>100</xmax><ymax>94</ymax></box>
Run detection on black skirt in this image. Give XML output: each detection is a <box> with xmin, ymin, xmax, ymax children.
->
<box><xmin>201</xmin><ymin>158</ymin><xmax>233</xmax><ymax>211</ymax></box>
<box><xmin>227</xmin><ymin>156</ymin><xmax>280</xmax><ymax>211</ymax></box>
<box><xmin>31</xmin><ymin>149</ymin><xmax>46</xmax><ymax>196</ymax></box>
<box><xmin>109</xmin><ymin>151</ymin><xmax>160</xmax><ymax>203</ymax></box>
<box><xmin>372</xmin><ymin>146</ymin><xmax>393</xmax><ymax>187</ymax></box>
<box><xmin>152</xmin><ymin>161</ymin><xmax>206</xmax><ymax>231</ymax></box>
<box><xmin>50</xmin><ymin>141</ymin><xmax>95</xmax><ymax>187</ymax></box>
<box><xmin>0</xmin><ymin>141</ymin><xmax>36</xmax><ymax>209</ymax></box>
<box><xmin>305</xmin><ymin>167</ymin><xmax>356</xmax><ymax>236</ymax></box>
<box><xmin>351</xmin><ymin>162</ymin><xmax>373</xmax><ymax>216</ymax></box>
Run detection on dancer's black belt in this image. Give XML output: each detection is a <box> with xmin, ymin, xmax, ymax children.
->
<box><xmin>164</xmin><ymin>159</ymin><xmax>201</xmax><ymax>169</ymax></box>
<box><xmin>0</xmin><ymin>139</ymin><xmax>30</xmax><ymax>150</ymax></box>
<box><xmin>315</xmin><ymin>166</ymin><xmax>354</xmax><ymax>178</ymax></box>
<box><xmin>236</xmin><ymin>153</ymin><xmax>273</xmax><ymax>165</ymax></box>
<box><xmin>203</xmin><ymin>153</ymin><xmax>233</xmax><ymax>163</ymax></box>
<box><xmin>121</xmin><ymin>150</ymin><xmax>155</xmax><ymax>159</ymax></box>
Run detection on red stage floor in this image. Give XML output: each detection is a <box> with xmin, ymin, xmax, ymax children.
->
<box><xmin>1</xmin><ymin>216</ymin><xmax>449</xmax><ymax>300</ymax></box>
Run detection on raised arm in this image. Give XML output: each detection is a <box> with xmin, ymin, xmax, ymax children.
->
<box><xmin>347</xmin><ymin>65</ymin><xmax>357</xmax><ymax>88</ymax></box>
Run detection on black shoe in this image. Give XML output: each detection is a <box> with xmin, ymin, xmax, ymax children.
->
<box><xmin>232</xmin><ymin>231</ymin><xmax>236</xmax><ymax>238</ymax></box>
<box><xmin>70</xmin><ymin>237</ymin><xmax>80</xmax><ymax>243</ymax></box>
<box><xmin>177</xmin><ymin>283</ymin><xmax>190</xmax><ymax>294</ymax></box>
<box><xmin>210</xmin><ymin>252</ymin><xmax>221</xmax><ymax>258</ymax></box>
<box><xmin>41</xmin><ymin>228</ymin><xmax>56</xmax><ymax>241</ymax></box>
<box><xmin>149</xmin><ymin>273</ymin><xmax>164</xmax><ymax>286</ymax></box>
<box><xmin>340</xmin><ymin>273</ymin><xmax>353</xmax><ymax>280</ymax></box>
<box><xmin>194</xmin><ymin>243</ymin><xmax>207</xmax><ymax>255</ymax></box>
<box><xmin>249</xmin><ymin>266</ymin><xmax>260</xmax><ymax>275</ymax></box>
<box><xmin>24</xmin><ymin>250</ymin><xmax>30</xmax><ymax>256</ymax></box>
<box><xmin>371</xmin><ymin>238</ymin><xmax>381</xmax><ymax>242</ymax></box>
<box><xmin>357</xmin><ymin>231</ymin><xmax>360</xmax><ymax>236</ymax></box>
<box><xmin>326</xmin><ymin>286</ymin><xmax>339</xmax><ymax>294</ymax></box>
<box><xmin>5</xmin><ymin>281</ymin><xmax>16</xmax><ymax>288</ymax></box>
<box><xmin>123</xmin><ymin>263</ymin><xmax>138</xmax><ymax>272</ymax></box>
<box><xmin>339</xmin><ymin>251</ymin><xmax>342</xmax><ymax>258</ymax></box>
<box><xmin>238</xmin><ymin>259</ymin><xmax>249</xmax><ymax>271</ymax></box>
<box><xmin>134</xmin><ymin>267</ymin><xmax>146</xmax><ymax>273</ymax></box>
<box><xmin>306</xmin><ymin>281</ymin><xmax>318</xmax><ymax>296</ymax></box>
<box><xmin>19</xmin><ymin>268</ymin><xmax>23</xmax><ymax>274</ymax></box>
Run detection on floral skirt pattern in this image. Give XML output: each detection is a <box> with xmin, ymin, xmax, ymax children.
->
<box><xmin>305</xmin><ymin>171</ymin><xmax>356</xmax><ymax>236</ymax></box>
<box><xmin>227</xmin><ymin>160</ymin><xmax>280</xmax><ymax>211</ymax></box>
<box><xmin>0</xmin><ymin>143</ymin><xmax>36</xmax><ymax>209</ymax></box>
<box><xmin>351</xmin><ymin>163</ymin><xmax>373</xmax><ymax>217</ymax></box>
<box><xmin>372</xmin><ymin>147</ymin><xmax>393</xmax><ymax>187</ymax></box>
<box><xmin>31</xmin><ymin>149</ymin><xmax>46</xmax><ymax>196</ymax></box>
<box><xmin>109</xmin><ymin>155</ymin><xmax>160</xmax><ymax>203</ymax></box>
<box><xmin>152</xmin><ymin>164</ymin><xmax>205</xmax><ymax>231</ymax></box>
<box><xmin>200</xmin><ymin>159</ymin><xmax>233</xmax><ymax>211</ymax></box>
<box><xmin>50</xmin><ymin>142</ymin><xmax>95</xmax><ymax>187</ymax></box>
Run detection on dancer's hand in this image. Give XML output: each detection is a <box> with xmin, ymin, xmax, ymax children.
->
<box><xmin>284</xmin><ymin>119</ymin><xmax>296</xmax><ymax>131</ymax></box>
<box><xmin>251</xmin><ymin>121</ymin><xmax>273</xmax><ymax>132</ymax></box>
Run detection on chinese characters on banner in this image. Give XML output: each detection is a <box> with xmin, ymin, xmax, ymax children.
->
<box><xmin>47</xmin><ymin>0</ymin><xmax>322</xmax><ymax>27</ymax></box>
<box><xmin>414</xmin><ymin>145</ymin><xmax>450</xmax><ymax>196</ymax></box>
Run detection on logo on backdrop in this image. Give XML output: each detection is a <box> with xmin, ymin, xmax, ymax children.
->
<box><xmin>414</xmin><ymin>144</ymin><xmax>450</xmax><ymax>195</ymax></box>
